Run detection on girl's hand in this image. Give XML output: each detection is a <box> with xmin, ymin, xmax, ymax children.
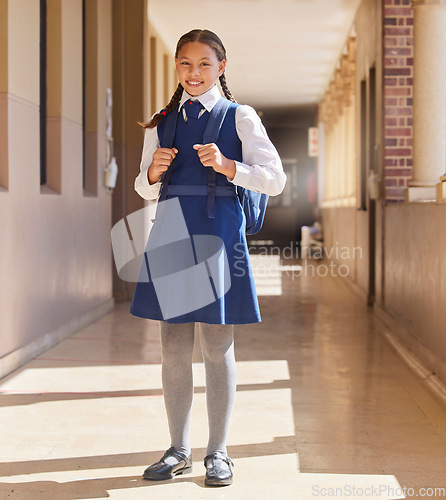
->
<box><xmin>148</xmin><ymin>147</ymin><xmax>178</xmax><ymax>185</ymax></box>
<box><xmin>193</xmin><ymin>143</ymin><xmax>236</xmax><ymax>180</ymax></box>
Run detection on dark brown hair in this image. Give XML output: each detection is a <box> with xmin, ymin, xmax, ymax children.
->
<box><xmin>137</xmin><ymin>29</ymin><xmax>237</xmax><ymax>129</ymax></box>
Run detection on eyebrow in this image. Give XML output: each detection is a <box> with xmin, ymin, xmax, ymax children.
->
<box><xmin>179</xmin><ymin>56</ymin><xmax>212</xmax><ymax>61</ymax></box>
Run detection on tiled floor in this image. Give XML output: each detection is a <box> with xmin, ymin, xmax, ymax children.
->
<box><xmin>1</xmin><ymin>255</ymin><xmax>446</xmax><ymax>499</ymax></box>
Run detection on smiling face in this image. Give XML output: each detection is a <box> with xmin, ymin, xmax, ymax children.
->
<box><xmin>175</xmin><ymin>41</ymin><xmax>226</xmax><ymax>96</ymax></box>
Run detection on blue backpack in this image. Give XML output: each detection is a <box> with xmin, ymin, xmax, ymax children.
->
<box><xmin>157</xmin><ymin>97</ymin><xmax>269</xmax><ymax>235</ymax></box>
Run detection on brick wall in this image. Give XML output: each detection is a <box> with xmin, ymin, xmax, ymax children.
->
<box><xmin>383</xmin><ymin>0</ymin><xmax>414</xmax><ymax>203</ymax></box>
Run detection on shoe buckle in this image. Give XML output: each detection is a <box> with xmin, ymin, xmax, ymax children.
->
<box><xmin>204</xmin><ymin>453</ymin><xmax>234</xmax><ymax>468</ymax></box>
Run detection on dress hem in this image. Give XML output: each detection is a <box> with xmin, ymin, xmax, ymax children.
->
<box><xmin>128</xmin><ymin>307</ymin><xmax>261</xmax><ymax>325</ymax></box>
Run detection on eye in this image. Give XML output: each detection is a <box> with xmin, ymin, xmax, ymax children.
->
<box><xmin>201</xmin><ymin>62</ymin><xmax>210</xmax><ymax>67</ymax></box>
<box><xmin>181</xmin><ymin>62</ymin><xmax>190</xmax><ymax>66</ymax></box>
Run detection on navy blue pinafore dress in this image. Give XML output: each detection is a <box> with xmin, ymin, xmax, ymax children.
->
<box><xmin>129</xmin><ymin>99</ymin><xmax>260</xmax><ymax>324</ymax></box>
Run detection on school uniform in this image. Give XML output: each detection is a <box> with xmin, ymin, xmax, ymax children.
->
<box><xmin>129</xmin><ymin>84</ymin><xmax>286</xmax><ymax>325</ymax></box>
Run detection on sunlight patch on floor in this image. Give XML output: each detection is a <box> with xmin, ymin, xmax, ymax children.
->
<box><xmin>296</xmin><ymin>472</ymin><xmax>405</xmax><ymax>500</ymax></box>
<box><xmin>250</xmin><ymin>254</ymin><xmax>303</xmax><ymax>296</ymax></box>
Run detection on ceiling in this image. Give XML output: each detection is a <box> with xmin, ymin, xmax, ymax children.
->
<box><xmin>148</xmin><ymin>0</ymin><xmax>361</xmax><ymax>109</ymax></box>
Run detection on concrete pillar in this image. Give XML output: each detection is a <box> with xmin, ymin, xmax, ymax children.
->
<box><xmin>406</xmin><ymin>0</ymin><xmax>446</xmax><ymax>202</ymax></box>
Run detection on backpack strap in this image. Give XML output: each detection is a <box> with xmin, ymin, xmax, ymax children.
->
<box><xmin>159</xmin><ymin>107</ymin><xmax>179</xmax><ymax>149</ymax></box>
<box><xmin>202</xmin><ymin>97</ymin><xmax>232</xmax><ymax>219</ymax></box>
<box><xmin>158</xmin><ymin>107</ymin><xmax>179</xmax><ymax>204</ymax></box>
<box><xmin>202</xmin><ymin>97</ymin><xmax>232</xmax><ymax>144</ymax></box>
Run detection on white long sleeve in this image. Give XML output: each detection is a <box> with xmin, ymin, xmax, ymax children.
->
<box><xmin>134</xmin><ymin>86</ymin><xmax>286</xmax><ymax>200</ymax></box>
<box><xmin>134</xmin><ymin>125</ymin><xmax>163</xmax><ymax>201</ymax></box>
<box><xmin>231</xmin><ymin>104</ymin><xmax>286</xmax><ymax>196</ymax></box>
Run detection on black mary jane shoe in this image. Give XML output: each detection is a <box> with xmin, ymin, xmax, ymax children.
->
<box><xmin>143</xmin><ymin>446</ymin><xmax>192</xmax><ymax>481</ymax></box>
<box><xmin>204</xmin><ymin>451</ymin><xmax>234</xmax><ymax>486</ymax></box>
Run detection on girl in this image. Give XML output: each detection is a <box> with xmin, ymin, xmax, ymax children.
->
<box><xmin>130</xmin><ymin>29</ymin><xmax>286</xmax><ymax>487</ymax></box>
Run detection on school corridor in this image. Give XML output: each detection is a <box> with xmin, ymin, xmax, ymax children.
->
<box><xmin>2</xmin><ymin>0</ymin><xmax>446</xmax><ymax>498</ymax></box>
<box><xmin>1</xmin><ymin>255</ymin><xmax>446</xmax><ymax>499</ymax></box>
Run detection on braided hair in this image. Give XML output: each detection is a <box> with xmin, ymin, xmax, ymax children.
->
<box><xmin>138</xmin><ymin>29</ymin><xmax>237</xmax><ymax>129</ymax></box>
<box><xmin>219</xmin><ymin>72</ymin><xmax>236</xmax><ymax>103</ymax></box>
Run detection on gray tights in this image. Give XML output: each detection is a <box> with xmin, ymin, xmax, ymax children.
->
<box><xmin>159</xmin><ymin>321</ymin><xmax>236</xmax><ymax>457</ymax></box>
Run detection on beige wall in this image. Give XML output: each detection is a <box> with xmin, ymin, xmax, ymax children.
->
<box><xmin>384</xmin><ymin>204</ymin><xmax>446</xmax><ymax>383</ymax></box>
<box><xmin>0</xmin><ymin>0</ymin><xmax>113</xmax><ymax>375</ymax></box>
<box><xmin>0</xmin><ymin>1</ymin><xmax>7</xmax><ymax>94</ymax></box>
<box><xmin>8</xmin><ymin>0</ymin><xmax>40</xmax><ymax>103</ymax></box>
<box><xmin>147</xmin><ymin>22</ymin><xmax>177</xmax><ymax>118</ymax></box>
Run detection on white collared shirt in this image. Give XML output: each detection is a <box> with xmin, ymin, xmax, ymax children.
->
<box><xmin>134</xmin><ymin>84</ymin><xmax>286</xmax><ymax>200</ymax></box>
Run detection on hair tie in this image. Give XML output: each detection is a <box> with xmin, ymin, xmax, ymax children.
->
<box><xmin>162</xmin><ymin>111</ymin><xmax>166</xmax><ymax>116</ymax></box>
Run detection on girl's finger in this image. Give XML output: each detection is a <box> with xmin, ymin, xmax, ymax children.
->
<box><xmin>194</xmin><ymin>143</ymin><xmax>215</xmax><ymax>153</ymax></box>
<box><xmin>196</xmin><ymin>146</ymin><xmax>215</xmax><ymax>157</ymax></box>
<box><xmin>158</xmin><ymin>151</ymin><xmax>175</xmax><ymax>161</ymax></box>
<box><xmin>158</xmin><ymin>155</ymin><xmax>175</xmax><ymax>165</ymax></box>
<box><xmin>199</xmin><ymin>152</ymin><xmax>214</xmax><ymax>163</ymax></box>
<box><xmin>157</xmin><ymin>148</ymin><xmax>176</xmax><ymax>159</ymax></box>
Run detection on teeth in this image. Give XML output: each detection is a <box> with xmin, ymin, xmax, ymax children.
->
<box><xmin>188</xmin><ymin>81</ymin><xmax>202</xmax><ymax>85</ymax></box>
